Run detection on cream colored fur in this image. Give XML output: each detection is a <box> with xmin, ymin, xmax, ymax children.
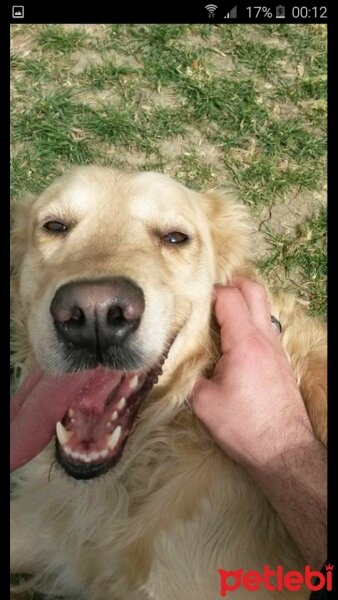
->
<box><xmin>10</xmin><ymin>167</ymin><xmax>327</xmax><ymax>599</ymax></box>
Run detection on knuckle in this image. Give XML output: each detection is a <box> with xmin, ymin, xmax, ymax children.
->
<box><xmin>248</xmin><ymin>281</ymin><xmax>268</xmax><ymax>304</ymax></box>
<box><xmin>249</xmin><ymin>280</ymin><xmax>265</xmax><ymax>295</ymax></box>
<box><xmin>223</xmin><ymin>287</ymin><xmax>242</xmax><ymax>300</ymax></box>
<box><xmin>215</xmin><ymin>286</ymin><xmax>242</xmax><ymax>309</ymax></box>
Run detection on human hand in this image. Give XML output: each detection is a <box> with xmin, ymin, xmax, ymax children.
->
<box><xmin>190</xmin><ymin>277</ymin><xmax>315</xmax><ymax>468</ymax></box>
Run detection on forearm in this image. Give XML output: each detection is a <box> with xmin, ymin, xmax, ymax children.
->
<box><xmin>244</xmin><ymin>431</ymin><xmax>327</xmax><ymax>569</ymax></box>
<box><xmin>191</xmin><ymin>281</ymin><xmax>327</xmax><ymax>570</ymax></box>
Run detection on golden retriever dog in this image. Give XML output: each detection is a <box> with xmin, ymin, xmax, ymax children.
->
<box><xmin>10</xmin><ymin>166</ymin><xmax>327</xmax><ymax>599</ymax></box>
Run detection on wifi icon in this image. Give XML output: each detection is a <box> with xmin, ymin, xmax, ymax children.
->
<box><xmin>205</xmin><ymin>4</ymin><xmax>218</xmax><ymax>18</ymax></box>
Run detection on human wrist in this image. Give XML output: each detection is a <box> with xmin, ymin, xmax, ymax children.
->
<box><xmin>239</xmin><ymin>416</ymin><xmax>317</xmax><ymax>473</ymax></box>
<box><xmin>243</xmin><ymin>424</ymin><xmax>327</xmax><ymax>503</ymax></box>
<box><xmin>243</xmin><ymin>428</ymin><xmax>327</xmax><ymax>568</ymax></box>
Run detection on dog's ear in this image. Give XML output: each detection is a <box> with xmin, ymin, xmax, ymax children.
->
<box><xmin>11</xmin><ymin>193</ymin><xmax>36</xmax><ymax>270</ymax></box>
<box><xmin>11</xmin><ymin>194</ymin><xmax>38</xmax><ymax>366</ymax></box>
<box><xmin>199</xmin><ymin>188</ymin><xmax>253</xmax><ymax>284</ymax></box>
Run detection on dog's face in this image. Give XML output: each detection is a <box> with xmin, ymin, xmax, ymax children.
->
<box><xmin>11</xmin><ymin>166</ymin><xmax>250</xmax><ymax>479</ymax></box>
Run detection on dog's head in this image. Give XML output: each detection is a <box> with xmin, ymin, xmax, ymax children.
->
<box><xmin>11</xmin><ymin>166</ymin><xmax>251</xmax><ymax>479</ymax></box>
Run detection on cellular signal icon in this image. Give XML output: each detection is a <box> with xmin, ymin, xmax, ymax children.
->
<box><xmin>205</xmin><ymin>4</ymin><xmax>218</xmax><ymax>18</ymax></box>
<box><xmin>224</xmin><ymin>5</ymin><xmax>237</xmax><ymax>18</ymax></box>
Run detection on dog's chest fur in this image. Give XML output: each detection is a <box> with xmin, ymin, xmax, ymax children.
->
<box><xmin>13</xmin><ymin>411</ymin><xmax>307</xmax><ymax>600</ymax></box>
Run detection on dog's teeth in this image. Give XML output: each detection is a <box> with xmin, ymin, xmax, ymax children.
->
<box><xmin>130</xmin><ymin>375</ymin><xmax>139</xmax><ymax>390</ymax></box>
<box><xmin>100</xmin><ymin>449</ymin><xmax>109</xmax><ymax>459</ymax></box>
<box><xmin>86</xmin><ymin>451</ymin><xmax>97</xmax><ymax>461</ymax></box>
<box><xmin>108</xmin><ymin>426</ymin><xmax>122</xmax><ymax>450</ymax></box>
<box><xmin>117</xmin><ymin>397</ymin><xmax>126</xmax><ymax>410</ymax></box>
<box><xmin>56</xmin><ymin>421</ymin><xmax>73</xmax><ymax>446</ymax></box>
<box><xmin>68</xmin><ymin>408</ymin><xmax>75</xmax><ymax>417</ymax></box>
<box><xmin>111</xmin><ymin>411</ymin><xmax>118</xmax><ymax>420</ymax></box>
<box><xmin>64</xmin><ymin>446</ymin><xmax>72</xmax><ymax>456</ymax></box>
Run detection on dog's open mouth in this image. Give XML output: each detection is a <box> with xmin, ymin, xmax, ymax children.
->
<box><xmin>11</xmin><ymin>336</ymin><xmax>177</xmax><ymax>478</ymax></box>
<box><xmin>56</xmin><ymin>362</ymin><xmax>163</xmax><ymax>480</ymax></box>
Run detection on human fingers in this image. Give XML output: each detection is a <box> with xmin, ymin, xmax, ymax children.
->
<box><xmin>230</xmin><ymin>277</ymin><xmax>277</xmax><ymax>340</ymax></box>
<box><xmin>213</xmin><ymin>285</ymin><xmax>254</xmax><ymax>353</ymax></box>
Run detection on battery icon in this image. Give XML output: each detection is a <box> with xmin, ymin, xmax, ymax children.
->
<box><xmin>276</xmin><ymin>5</ymin><xmax>285</xmax><ymax>18</ymax></box>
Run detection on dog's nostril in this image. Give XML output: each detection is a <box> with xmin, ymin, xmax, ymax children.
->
<box><xmin>52</xmin><ymin>304</ymin><xmax>85</xmax><ymax>327</ymax></box>
<box><xmin>70</xmin><ymin>307</ymin><xmax>84</xmax><ymax>323</ymax></box>
<box><xmin>107</xmin><ymin>305</ymin><xmax>124</xmax><ymax>324</ymax></box>
<box><xmin>62</xmin><ymin>307</ymin><xmax>85</xmax><ymax>329</ymax></box>
<box><xmin>72</xmin><ymin>307</ymin><xmax>83</xmax><ymax>320</ymax></box>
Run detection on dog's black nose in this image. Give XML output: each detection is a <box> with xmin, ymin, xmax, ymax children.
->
<box><xmin>50</xmin><ymin>277</ymin><xmax>145</xmax><ymax>352</ymax></box>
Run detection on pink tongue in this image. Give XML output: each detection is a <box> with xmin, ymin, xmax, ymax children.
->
<box><xmin>10</xmin><ymin>367</ymin><xmax>122</xmax><ymax>472</ymax></box>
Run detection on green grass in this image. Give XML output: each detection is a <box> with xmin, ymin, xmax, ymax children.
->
<box><xmin>10</xmin><ymin>23</ymin><xmax>327</xmax><ymax>316</ymax></box>
<box><xmin>80</xmin><ymin>64</ymin><xmax>138</xmax><ymax>90</ymax></box>
<box><xmin>232</xmin><ymin>41</ymin><xmax>285</xmax><ymax>76</ymax></box>
<box><xmin>36</xmin><ymin>26</ymin><xmax>87</xmax><ymax>54</ymax></box>
<box><xmin>259</xmin><ymin>208</ymin><xmax>327</xmax><ymax>318</ymax></box>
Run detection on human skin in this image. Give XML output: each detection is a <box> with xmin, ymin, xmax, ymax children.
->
<box><xmin>190</xmin><ymin>277</ymin><xmax>327</xmax><ymax>569</ymax></box>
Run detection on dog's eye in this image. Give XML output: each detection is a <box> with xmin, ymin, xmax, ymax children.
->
<box><xmin>162</xmin><ymin>232</ymin><xmax>189</xmax><ymax>245</ymax></box>
<box><xmin>43</xmin><ymin>221</ymin><xmax>68</xmax><ymax>233</ymax></box>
